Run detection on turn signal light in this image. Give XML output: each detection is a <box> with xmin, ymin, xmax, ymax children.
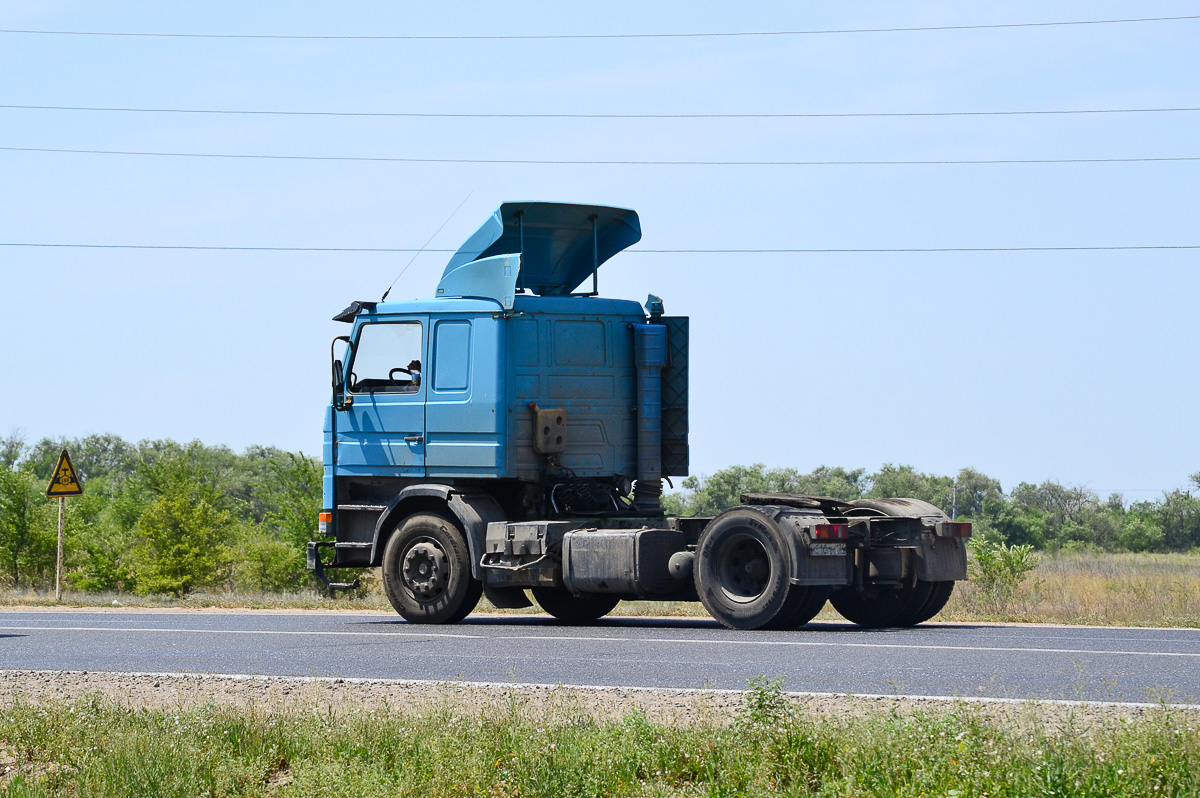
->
<box><xmin>936</xmin><ymin>521</ymin><xmax>972</xmax><ymax>538</ymax></box>
<box><xmin>812</xmin><ymin>523</ymin><xmax>848</xmax><ymax>540</ymax></box>
<box><xmin>318</xmin><ymin>511</ymin><xmax>332</xmax><ymax>534</ymax></box>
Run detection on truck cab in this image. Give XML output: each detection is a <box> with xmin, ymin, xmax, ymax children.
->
<box><xmin>310</xmin><ymin>202</ymin><xmax>969</xmax><ymax>630</ymax></box>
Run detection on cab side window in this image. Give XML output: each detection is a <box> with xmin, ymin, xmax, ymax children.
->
<box><xmin>348</xmin><ymin>322</ymin><xmax>423</xmax><ymax>393</ymax></box>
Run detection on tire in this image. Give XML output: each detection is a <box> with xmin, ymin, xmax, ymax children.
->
<box><xmin>531</xmin><ymin>586</ymin><xmax>620</xmax><ymax>622</ymax></box>
<box><xmin>839</xmin><ymin>497</ymin><xmax>956</xmax><ymax>628</ymax></box>
<box><xmin>831</xmin><ymin>576</ymin><xmax>934</xmax><ymax>629</ymax></box>
<box><xmin>381</xmin><ymin>512</ymin><xmax>482</xmax><ymax>624</ymax></box>
<box><xmin>764</xmin><ymin>586</ymin><xmax>831</xmax><ymax>631</ymax></box>
<box><xmin>694</xmin><ymin>509</ymin><xmax>792</xmax><ymax>630</ymax></box>
<box><xmin>905</xmin><ymin>581</ymin><xmax>955</xmax><ymax>626</ymax></box>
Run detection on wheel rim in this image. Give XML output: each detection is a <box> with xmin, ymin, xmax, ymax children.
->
<box><xmin>715</xmin><ymin>531</ymin><xmax>772</xmax><ymax>603</ymax></box>
<box><xmin>401</xmin><ymin>538</ymin><xmax>449</xmax><ymax>600</ymax></box>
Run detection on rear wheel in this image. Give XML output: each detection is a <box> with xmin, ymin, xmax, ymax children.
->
<box><xmin>531</xmin><ymin>587</ymin><xmax>619</xmax><ymax>622</ymax></box>
<box><xmin>695</xmin><ymin>509</ymin><xmax>792</xmax><ymax>630</ymax></box>
<box><xmin>838</xmin><ymin>498</ymin><xmax>958</xmax><ymax>628</ymax></box>
<box><xmin>765</xmin><ymin>586</ymin><xmax>831</xmax><ymax>630</ymax></box>
<box><xmin>831</xmin><ymin>576</ymin><xmax>934</xmax><ymax>628</ymax></box>
<box><xmin>382</xmin><ymin>512</ymin><xmax>481</xmax><ymax>624</ymax></box>
<box><xmin>904</xmin><ymin>580</ymin><xmax>955</xmax><ymax>626</ymax></box>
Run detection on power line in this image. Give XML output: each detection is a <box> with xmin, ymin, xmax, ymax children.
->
<box><xmin>3</xmin><ymin>103</ymin><xmax>1199</xmax><ymax>119</ymax></box>
<box><xmin>2</xmin><ymin>243</ymin><xmax>1196</xmax><ymax>254</ymax></box>
<box><xmin>4</xmin><ymin>146</ymin><xmax>1196</xmax><ymax>167</ymax></box>
<box><xmin>1</xmin><ymin>15</ymin><xmax>1196</xmax><ymax>40</ymax></box>
<box><xmin>635</xmin><ymin>246</ymin><xmax>1200</xmax><ymax>253</ymax></box>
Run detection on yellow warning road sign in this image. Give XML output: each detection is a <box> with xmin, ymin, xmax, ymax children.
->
<box><xmin>45</xmin><ymin>450</ymin><xmax>83</xmax><ymax>497</ymax></box>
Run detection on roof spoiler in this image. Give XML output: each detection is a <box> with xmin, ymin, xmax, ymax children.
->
<box><xmin>439</xmin><ymin>201</ymin><xmax>641</xmax><ymax>298</ymax></box>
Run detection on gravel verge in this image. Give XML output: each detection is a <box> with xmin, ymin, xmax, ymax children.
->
<box><xmin>2</xmin><ymin>669</ymin><xmax>1195</xmax><ymax>732</ymax></box>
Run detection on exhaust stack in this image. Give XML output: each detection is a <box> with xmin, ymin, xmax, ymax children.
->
<box><xmin>632</xmin><ymin>322</ymin><xmax>667</xmax><ymax>513</ymax></box>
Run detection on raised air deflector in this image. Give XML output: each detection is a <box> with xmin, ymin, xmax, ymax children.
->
<box><xmin>436</xmin><ymin>253</ymin><xmax>521</xmax><ymax>310</ymax></box>
<box><xmin>439</xmin><ymin>202</ymin><xmax>641</xmax><ymax>298</ymax></box>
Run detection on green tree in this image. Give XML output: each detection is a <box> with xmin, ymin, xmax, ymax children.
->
<box><xmin>1158</xmin><ymin>488</ymin><xmax>1200</xmax><ymax>550</ymax></box>
<box><xmin>981</xmin><ymin>496</ymin><xmax>1049</xmax><ymax>548</ymax></box>
<box><xmin>1116</xmin><ymin>505</ymin><xmax>1165</xmax><ymax>552</ymax></box>
<box><xmin>66</xmin><ymin>475</ymin><xmax>140</xmax><ymax>592</ymax></box>
<box><xmin>668</xmin><ymin>463</ymin><xmax>867</xmax><ymax>516</ymax></box>
<box><xmin>249</xmin><ymin>450</ymin><xmax>326</xmax><ymax>590</ymax></box>
<box><xmin>0</xmin><ymin>433</ymin><xmax>25</xmax><ymax>470</ymax></box>
<box><xmin>128</xmin><ymin>445</ymin><xmax>233</xmax><ymax>596</ymax></box>
<box><xmin>867</xmin><ymin>464</ymin><xmax>953</xmax><ymax>511</ymax></box>
<box><xmin>261</xmin><ymin>453</ymin><xmax>321</xmax><ymax>546</ymax></box>
<box><xmin>0</xmin><ymin>468</ymin><xmax>56</xmax><ymax>588</ymax></box>
<box><xmin>671</xmin><ymin>463</ymin><xmax>773</xmax><ymax>516</ymax></box>
<box><xmin>949</xmin><ymin>467</ymin><xmax>1004</xmax><ymax>518</ymax></box>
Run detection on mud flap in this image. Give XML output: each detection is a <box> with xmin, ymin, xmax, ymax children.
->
<box><xmin>916</xmin><ymin>536</ymin><xmax>967</xmax><ymax>581</ymax></box>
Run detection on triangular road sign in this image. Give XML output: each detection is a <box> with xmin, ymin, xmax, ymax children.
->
<box><xmin>45</xmin><ymin>450</ymin><xmax>84</xmax><ymax>497</ymax></box>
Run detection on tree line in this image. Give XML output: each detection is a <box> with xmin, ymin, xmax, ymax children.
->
<box><xmin>0</xmin><ymin>433</ymin><xmax>320</xmax><ymax>595</ymax></box>
<box><xmin>663</xmin><ymin>463</ymin><xmax>1200</xmax><ymax>553</ymax></box>
<box><xmin>1</xmin><ymin>433</ymin><xmax>1198</xmax><ymax>595</ymax></box>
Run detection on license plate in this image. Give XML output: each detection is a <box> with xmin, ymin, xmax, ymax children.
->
<box><xmin>809</xmin><ymin>543</ymin><xmax>846</xmax><ymax>557</ymax></box>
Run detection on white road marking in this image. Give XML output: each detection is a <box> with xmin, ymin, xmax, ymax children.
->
<box><xmin>1</xmin><ymin>624</ymin><xmax>1197</xmax><ymax>659</ymax></box>
<box><xmin>3</xmin><ymin>668</ymin><xmax>1198</xmax><ymax>711</ymax></box>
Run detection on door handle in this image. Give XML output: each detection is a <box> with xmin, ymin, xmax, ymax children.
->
<box><xmin>403</xmin><ymin>435</ymin><xmax>424</xmax><ymax>443</ymax></box>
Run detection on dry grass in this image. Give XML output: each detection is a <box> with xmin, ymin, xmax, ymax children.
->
<box><xmin>0</xmin><ymin>588</ymin><xmax>394</xmax><ymax>612</ymax></box>
<box><xmin>940</xmin><ymin>551</ymin><xmax>1200</xmax><ymax>628</ymax></box>
<box><xmin>3</xmin><ymin>551</ymin><xmax>1199</xmax><ymax>628</ymax></box>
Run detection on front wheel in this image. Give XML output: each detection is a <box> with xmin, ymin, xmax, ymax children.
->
<box><xmin>382</xmin><ymin>512</ymin><xmax>481</xmax><ymax>624</ymax></box>
<box><xmin>531</xmin><ymin>586</ymin><xmax>619</xmax><ymax>623</ymax></box>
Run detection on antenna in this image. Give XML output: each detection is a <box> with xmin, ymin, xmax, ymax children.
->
<box><xmin>380</xmin><ymin>192</ymin><xmax>473</xmax><ymax>302</ymax></box>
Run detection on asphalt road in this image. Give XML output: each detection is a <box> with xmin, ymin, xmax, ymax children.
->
<box><xmin>2</xmin><ymin>610</ymin><xmax>1198</xmax><ymax>704</ymax></box>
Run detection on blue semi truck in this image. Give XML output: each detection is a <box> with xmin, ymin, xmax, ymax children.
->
<box><xmin>308</xmin><ymin>202</ymin><xmax>970</xmax><ymax>629</ymax></box>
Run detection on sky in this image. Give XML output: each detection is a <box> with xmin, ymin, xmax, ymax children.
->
<box><xmin>1</xmin><ymin>1</ymin><xmax>1197</xmax><ymax>500</ymax></box>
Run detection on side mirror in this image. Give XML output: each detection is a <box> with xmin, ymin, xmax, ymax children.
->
<box><xmin>331</xmin><ymin>336</ymin><xmax>351</xmax><ymax>410</ymax></box>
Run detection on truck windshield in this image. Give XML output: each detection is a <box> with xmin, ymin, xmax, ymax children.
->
<box><xmin>348</xmin><ymin>321</ymin><xmax>423</xmax><ymax>393</ymax></box>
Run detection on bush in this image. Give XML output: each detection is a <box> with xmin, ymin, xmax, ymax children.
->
<box><xmin>233</xmin><ymin>523</ymin><xmax>304</xmax><ymax>593</ymax></box>
<box><xmin>969</xmin><ymin>533</ymin><xmax>1039</xmax><ymax>606</ymax></box>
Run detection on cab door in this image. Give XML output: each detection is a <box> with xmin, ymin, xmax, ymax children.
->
<box><xmin>336</xmin><ymin>316</ymin><xmax>428</xmax><ymax>477</ymax></box>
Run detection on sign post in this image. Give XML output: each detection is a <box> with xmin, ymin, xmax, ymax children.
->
<box><xmin>45</xmin><ymin>450</ymin><xmax>83</xmax><ymax>601</ymax></box>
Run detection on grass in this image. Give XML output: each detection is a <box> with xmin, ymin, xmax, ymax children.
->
<box><xmin>939</xmin><ymin>551</ymin><xmax>1200</xmax><ymax>628</ymax></box>
<box><xmin>2</xmin><ymin>681</ymin><xmax>1199</xmax><ymax>797</ymax></box>
<box><xmin>4</xmin><ymin>551</ymin><xmax>1200</xmax><ymax>628</ymax></box>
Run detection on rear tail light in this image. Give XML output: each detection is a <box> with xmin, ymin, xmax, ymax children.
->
<box><xmin>812</xmin><ymin>523</ymin><xmax>848</xmax><ymax>541</ymax></box>
<box><xmin>318</xmin><ymin>511</ymin><xmax>332</xmax><ymax>535</ymax></box>
<box><xmin>936</xmin><ymin>521</ymin><xmax>972</xmax><ymax>538</ymax></box>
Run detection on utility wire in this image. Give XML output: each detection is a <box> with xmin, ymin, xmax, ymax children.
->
<box><xmin>380</xmin><ymin>191</ymin><xmax>472</xmax><ymax>301</ymax></box>
<box><xmin>3</xmin><ymin>103</ymin><xmax>1199</xmax><ymax>119</ymax></box>
<box><xmin>3</xmin><ymin>146</ymin><xmax>1196</xmax><ymax>167</ymax></box>
<box><xmin>2</xmin><ymin>243</ymin><xmax>1196</xmax><ymax>254</ymax></box>
<box><xmin>1</xmin><ymin>15</ymin><xmax>1196</xmax><ymax>40</ymax></box>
